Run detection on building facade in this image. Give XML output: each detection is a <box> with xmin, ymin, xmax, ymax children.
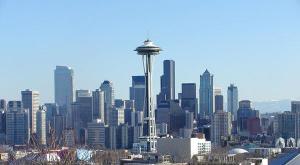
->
<box><xmin>54</xmin><ymin>66</ymin><xmax>74</xmax><ymax>128</ymax></box>
<box><xmin>227</xmin><ymin>84</ymin><xmax>238</xmax><ymax>121</ymax></box>
<box><xmin>199</xmin><ymin>70</ymin><xmax>214</xmax><ymax>118</ymax></box>
<box><xmin>6</xmin><ymin>101</ymin><xmax>30</xmax><ymax>145</ymax></box>
<box><xmin>21</xmin><ymin>89</ymin><xmax>39</xmax><ymax>134</ymax></box>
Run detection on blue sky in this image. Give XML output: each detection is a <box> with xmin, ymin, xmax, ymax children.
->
<box><xmin>1</xmin><ymin>0</ymin><xmax>300</xmax><ymax>103</ymax></box>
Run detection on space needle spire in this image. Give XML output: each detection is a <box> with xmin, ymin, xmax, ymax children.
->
<box><xmin>135</xmin><ymin>39</ymin><xmax>162</xmax><ymax>152</ymax></box>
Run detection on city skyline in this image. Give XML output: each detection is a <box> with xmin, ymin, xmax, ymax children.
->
<box><xmin>1</xmin><ymin>1</ymin><xmax>300</xmax><ymax>103</ymax></box>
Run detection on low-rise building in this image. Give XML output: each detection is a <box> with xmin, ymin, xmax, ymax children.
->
<box><xmin>157</xmin><ymin>137</ymin><xmax>211</xmax><ymax>162</ymax></box>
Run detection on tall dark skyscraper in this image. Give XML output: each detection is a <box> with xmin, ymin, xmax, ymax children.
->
<box><xmin>100</xmin><ymin>80</ymin><xmax>115</xmax><ymax>125</ymax></box>
<box><xmin>130</xmin><ymin>76</ymin><xmax>145</xmax><ymax>112</ymax></box>
<box><xmin>181</xmin><ymin>83</ymin><xmax>198</xmax><ymax>118</ymax></box>
<box><xmin>199</xmin><ymin>69</ymin><xmax>214</xmax><ymax>118</ymax></box>
<box><xmin>54</xmin><ymin>66</ymin><xmax>74</xmax><ymax>127</ymax></box>
<box><xmin>214</xmin><ymin>88</ymin><xmax>223</xmax><ymax>112</ymax></box>
<box><xmin>157</xmin><ymin>60</ymin><xmax>175</xmax><ymax>105</ymax></box>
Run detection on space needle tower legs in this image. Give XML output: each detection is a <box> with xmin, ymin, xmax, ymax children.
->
<box><xmin>135</xmin><ymin>39</ymin><xmax>162</xmax><ymax>153</ymax></box>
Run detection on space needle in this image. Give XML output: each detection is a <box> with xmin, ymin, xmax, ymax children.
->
<box><xmin>135</xmin><ymin>39</ymin><xmax>162</xmax><ymax>153</ymax></box>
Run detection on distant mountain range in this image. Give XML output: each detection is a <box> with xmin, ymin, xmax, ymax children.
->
<box><xmin>252</xmin><ymin>99</ymin><xmax>291</xmax><ymax>113</ymax></box>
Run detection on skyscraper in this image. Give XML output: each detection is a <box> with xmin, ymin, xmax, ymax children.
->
<box><xmin>100</xmin><ymin>80</ymin><xmax>115</xmax><ymax>125</ymax></box>
<box><xmin>36</xmin><ymin>106</ymin><xmax>47</xmax><ymax>145</ymax></box>
<box><xmin>92</xmin><ymin>89</ymin><xmax>105</xmax><ymax>121</ymax></box>
<box><xmin>227</xmin><ymin>84</ymin><xmax>238</xmax><ymax>121</ymax></box>
<box><xmin>21</xmin><ymin>89</ymin><xmax>39</xmax><ymax>134</ymax></box>
<box><xmin>130</xmin><ymin>76</ymin><xmax>145</xmax><ymax>112</ymax></box>
<box><xmin>214</xmin><ymin>88</ymin><xmax>223</xmax><ymax>112</ymax></box>
<box><xmin>237</xmin><ymin>100</ymin><xmax>260</xmax><ymax>136</ymax></box>
<box><xmin>87</xmin><ymin>119</ymin><xmax>105</xmax><ymax>148</ymax></box>
<box><xmin>6</xmin><ymin>101</ymin><xmax>30</xmax><ymax>145</ymax></box>
<box><xmin>199</xmin><ymin>69</ymin><xmax>214</xmax><ymax>118</ymax></box>
<box><xmin>54</xmin><ymin>66</ymin><xmax>74</xmax><ymax>127</ymax></box>
<box><xmin>211</xmin><ymin>111</ymin><xmax>232</xmax><ymax>146</ymax></box>
<box><xmin>291</xmin><ymin>101</ymin><xmax>300</xmax><ymax>113</ymax></box>
<box><xmin>73</xmin><ymin>90</ymin><xmax>93</xmax><ymax>131</ymax></box>
<box><xmin>157</xmin><ymin>60</ymin><xmax>175</xmax><ymax>105</ymax></box>
<box><xmin>0</xmin><ymin>99</ymin><xmax>6</xmax><ymax>111</ymax></box>
<box><xmin>181</xmin><ymin>83</ymin><xmax>198</xmax><ymax>118</ymax></box>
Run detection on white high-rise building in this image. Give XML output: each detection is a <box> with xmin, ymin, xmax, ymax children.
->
<box><xmin>21</xmin><ymin>89</ymin><xmax>39</xmax><ymax>133</ymax></box>
<box><xmin>227</xmin><ymin>84</ymin><xmax>238</xmax><ymax>121</ymax></box>
<box><xmin>36</xmin><ymin>106</ymin><xmax>47</xmax><ymax>145</ymax></box>
<box><xmin>54</xmin><ymin>66</ymin><xmax>74</xmax><ymax>127</ymax></box>
<box><xmin>211</xmin><ymin>111</ymin><xmax>232</xmax><ymax>146</ymax></box>
<box><xmin>92</xmin><ymin>89</ymin><xmax>105</xmax><ymax>121</ymax></box>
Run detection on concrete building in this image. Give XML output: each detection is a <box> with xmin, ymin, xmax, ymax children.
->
<box><xmin>227</xmin><ymin>84</ymin><xmax>238</xmax><ymax>121</ymax></box>
<box><xmin>100</xmin><ymin>80</ymin><xmax>115</xmax><ymax>125</ymax></box>
<box><xmin>157</xmin><ymin>137</ymin><xmax>211</xmax><ymax>163</ymax></box>
<box><xmin>181</xmin><ymin>83</ymin><xmax>198</xmax><ymax>119</ymax></box>
<box><xmin>87</xmin><ymin>119</ymin><xmax>105</xmax><ymax>148</ymax></box>
<box><xmin>21</xmin><ymin>89</ymin><xmax>39</xmax><ymax>133</ymax></box>
<box><xmin>54</xmin><ymin>66</ymin><xmax>74</xmax><ymax>127</ymax></box>
<box><xmin>92</xmin><ymin>89</ymin><xmax>104</xmax><ymax>121</ymax></box>
<box><xmin>211</xmin><ymin>111</ymin><xmax>232</xmax><ymax>146</ymax></box>
<box><xmin>199</xmin><ymin>69</ymin><xmax>214</xmax><ymax>118</ymax></box>
<box><xmin>6</xmin><ymin>101</ymin><xmax>30</xmax><ymax>145</ymax></box>
<box><xmin>130</xmin><ymin>76</ymin><xmax>145</xmax><ymax>112</ymax></box>
<box><xmin>36</xmin><ymin>106</ymin><xmax>47</xmax><ymax>145</ymax></box>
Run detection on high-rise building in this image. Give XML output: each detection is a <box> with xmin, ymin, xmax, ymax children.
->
<box><xmin>53</xmin><ymin>115</ymin><xmax>66</xmax><ymax>143</ymax></box>
<box><xmin>0</xmin><ymin>99</ymin><xmax>6</xmax><ymax>111</ymax></box>
<box><xmin>92</xmin><ymin>89</ymin><xmax>105</xmax><ymax>122</ymax></box>
<box><xmin>73</xmin><ymin>90</ymin><xmax>93</xmax><ymax>131</ymax></box>
<box><xmin>181</xmin><ymin>83</ymin><xmax>198</xmax><ymax>119</ymax></box>
<box><xmin>6</xmin><ymin>101</ymin><xmax>30</xmax><ymax>145</ymax></box>
<box><xmin>227</xmin><ymin>84</ymin><xmax>238</xmax><ymax>121</ymax></box>
<box><xmin>157</xmin><ymin>60</ymin><xmax>175</xmax><ymax>105</ymax></box>
<box><xmin>291</xmin><ymin>101</ymin><xmax>300</xmax><ymax>113</ymax></box>
<box><xmin>54</xmin><ymin>66</ymin><xmax>74</xmax><ymax>127</ymax></box>
<box><xmin>199</xmin><ymin>69</ymin><xmax>214</xmax><ymax>118</ymax></box>
<box><xmin>44</xmin><ymin>103</ymin><xmax>59</xmax><ymax>136</ymax></box>
<box><xmin>100</xmin><ymin>80</ymin><xmax>115</xmax><ymax>125</ymax></box>
<box><xmin>87</xmin><ymin>119</ymin><xmax>105</xmax><ymax>148</ymax></box>
<box><xmin>211</xmin><ymin>111</ymin><xmax>232</xmax><ymax>146</ymax></box>
<box><xmin>214</xmin><ymin>88</ymin><xmax>223</xmax><ymax>112</ymax></box>
<box><xmin>109</xmin><ymin>107</ymin><xmax>125</xmax><ymax>126</ymax></box>
<box><xmin>130</xmin><ymin>76</ymin><xmax>145</xmax><ymax>112</ymax></box>
<box><xmin>21</xmin><ymin>89</ymin><xmax>39</xmax><ymax>134</ymax></box>
<box><xmin>276</xmin><ymin>111</ymin><xmax>300</xmax><ymax>140</ymax></box>
<box><xmin>237</xmin><ymin>100</ymin><xmax>260</xmax><ymax>136</ymax></box>
<box><xmin>36</xmin><ymin>106</ymin><xmax>47</xmax><ymax>145</ymax></box>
